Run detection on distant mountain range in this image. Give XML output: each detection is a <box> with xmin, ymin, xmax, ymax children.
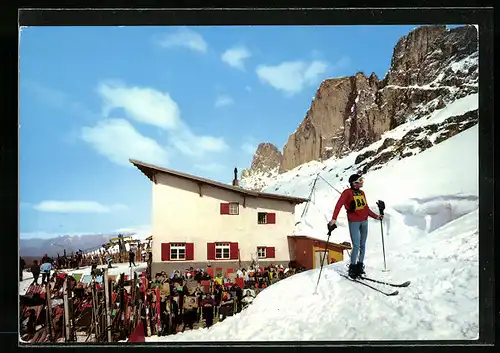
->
<box><xmin>19</xmin><ymin>230</ymin><xmax>147</xmax><ymax>257</ymax></box>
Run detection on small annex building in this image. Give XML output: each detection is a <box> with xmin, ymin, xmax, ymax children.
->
<box><xmin>287</xmin><ymin>235</ymin><xmax>352</xmax><ymax>270</ymax></box>
<box><xmin>130</xmin><ymin>159</ymin><xmax>309</xmax><ymax>274</ymax></box>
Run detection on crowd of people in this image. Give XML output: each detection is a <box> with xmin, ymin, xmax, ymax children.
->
<box><xmin>20</xmin><ymin>245</ymin><xmax>148</xmax><ymax>282</ymax></box>
<box><xmin>20</xmin><ymin>242</ymin><xmax>303</xmax><ymax>342</ymax></box>
<box><xmin>132</xmin><ymin>263</ymin><xmax>300</xmax><ymax>338</ymax></box>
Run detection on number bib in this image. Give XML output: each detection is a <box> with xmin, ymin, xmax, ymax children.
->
<box><xmin>352</xmin><ymin>194</ymin><xmax>367</xmax><ymax>210</ymax></box>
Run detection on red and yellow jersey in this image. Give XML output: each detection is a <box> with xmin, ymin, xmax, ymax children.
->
<box><xmin>332</xmin><ymin>188</ymin><xmax>378</xmax><ymax>222</ymax></box>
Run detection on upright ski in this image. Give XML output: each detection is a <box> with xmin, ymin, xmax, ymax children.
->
<box><xmin>339</xmin><ymin>274</ymin><xmax>399</xmax><ymax>296</ymax></box>
<box><xmin>359</xmin><ymin>276</ymin><xmax>411</xmax><ymax>288</ymax></box>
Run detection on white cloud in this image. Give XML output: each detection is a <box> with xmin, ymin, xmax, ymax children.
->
<box><xmin>98</xmin><ymin>83</ymin><xmax>181</xmax><ymax>130</ymax></box>
<box><xmin>168</xmin><ymin>128</ymin><xmax>228</xmax><ymax>157</ymax></box>
<box><xmin>196</xmin><ymin>136</ymin><xmax>228</xmax><ymax>152</ymax></box>
<box><xmin>256</xmin><ymin>60</ymin><xmax>328</xmax><ymax>95</ymax></box>
<box><xmin>81</xmin><ymin>118</ymin><xmax>169</xmax><ymax>166</ymax></box>
<box><xmin>113</xmin><ymin>224</ymin><xmax>151</xmax><ymax>241</ymax></box>
<box><xmin>194</xmin><ymin>163</ymin><xmax>226</xmax><ymax>172</ymax></box>
<box><xmin>215</xmin><ymin>94</ymin><xmax>234</xmax><ymax>108</ymax></box>
<box><xmin>157</xmin><ymin>27</ymin><xmax>208</xmax><ymax>53</ymax></box>
<box><xmin>34</xmin><ymin>200</ymin><xmax>129</xmax><ymax>213</ymax></box>
<box><xmin>20</xmin><ymin>224</ymin><xmax>151</xmax><ymax>240</ymax></box>
<box><xmin>221</xmin><ymin>46</ymin><xmax>251</xmax><ymax>70</ymax></box>
<box><xmin>89</xmin><ymin>82</ymin><xmax>229</xmax><ymax>165</ymax></box>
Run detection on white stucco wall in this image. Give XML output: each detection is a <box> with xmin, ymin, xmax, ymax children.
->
<box><xmin>151</xmin><ymin>173</ymin><xmax>298</xmax><ymax>264</ymax></box>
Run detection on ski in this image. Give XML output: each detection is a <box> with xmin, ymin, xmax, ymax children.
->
<box><xmin>339</xmin><ymin>274</ymin><xmax>399</xmax><ymax>296</ymax></box>
<box><xmin>359</xmin><ymin>276</ymin><xmax>411</xmax><ymax>288</ymax></box>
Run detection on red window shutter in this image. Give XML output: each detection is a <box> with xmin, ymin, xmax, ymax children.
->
<box><xmin>230</xmin><ymin>242</ymin><xmax>239</xmax><ymax>260</ymax></box>
<box><xmin>185</xmin><ymin>243</ymin><xmax>194</xmax><ymax>261</ymax></box>
<box><xmin>207</xmin><ymin>243</ymin><xmax>216</xmax><ymax>260</ymax></box>
<box><xmin>220</xmin><ymin>203</ymin><xmax>230</xmax><ymax>214</ymax></box>
<box><xmin>266</xmin><ymin>247</ymin><xmax>275</xmax><ymax>258</ymax></box>
<box><xmin>161</xmin><ymin>243</ymin><xmax>170</xmax><ymax>261</ymax></box>
<box><xmin>267</xmin><ymin>213</ymin><xmax>276</xmax><ymax>224</ymax></box>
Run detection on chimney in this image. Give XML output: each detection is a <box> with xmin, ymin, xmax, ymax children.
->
<box><xmin>232</xmin><ymin>167</ymin><xmax>239</xmax><ymax>187</ymax></box>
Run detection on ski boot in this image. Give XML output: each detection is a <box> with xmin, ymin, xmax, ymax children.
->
<box><xmin>348</xmin><ymin>264</ymin><xmax>360</xmax><ymax>279</ymax></box>
<box><xmin>357</xmin><ymin>262</ymin><xmax>365</xmax><ymax>277</ymax></box>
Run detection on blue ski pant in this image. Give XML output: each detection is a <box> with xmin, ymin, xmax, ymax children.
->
<box><xmin>348</xmin><ymin>220</ymin><xmax>368</xmax><ymax>265</ymax></box>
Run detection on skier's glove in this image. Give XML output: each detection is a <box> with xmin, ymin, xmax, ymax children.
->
<box><xmin>327</xmin><ymin>222</ymin><xmax>337</xmax><ymax>233</ymax></box>
<box><xmin>376</xmin><ymin>200</ymin><xmax>385</xmax><ymax>215</ymax></box>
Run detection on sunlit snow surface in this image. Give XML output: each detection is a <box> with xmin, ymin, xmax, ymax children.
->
<box><xmin>147</xmin><ymin>123</ymin><xmax>478</xmax><ymax>341</ymax></box>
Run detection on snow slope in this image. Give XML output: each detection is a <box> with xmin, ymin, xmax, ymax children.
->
<box><xmin>148</xmin><ymin>123</ymin><xmax>478</xmax><ymax>341</ymax></box>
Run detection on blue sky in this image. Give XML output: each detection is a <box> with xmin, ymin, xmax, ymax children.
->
<box><xmin>20</xmin><ymin>25</ymin><xmax>456</xmax><ymax>239</ymax></box>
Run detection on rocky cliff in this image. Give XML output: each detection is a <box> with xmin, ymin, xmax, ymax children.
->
<box><xmin>241</xmin><ymin>24</ymin><xmax>478</xmax><ymax>183</ymax></box>
<box><xmin>240</xmin><ymin>143</ymin><xmax>283</xmax><ymax>190</ymax></box>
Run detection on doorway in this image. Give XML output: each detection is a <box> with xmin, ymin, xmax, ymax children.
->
<box><xmin>314</xmin><ymin>250</ymin><xmax>328</xmax><ymax>269</ymax></box>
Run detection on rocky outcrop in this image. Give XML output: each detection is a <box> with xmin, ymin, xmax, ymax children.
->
<box><xmin>275</xmin><ymin>25</ymin><xmax>478</xmax><ymax>173</ymax></box>
<box><xmin>246</xmin><ymin>143</ymin><xmax>282</xmax><ymax>173</ymax></box>
<box><xmin>356</xmin><ymin>108</ymin><xmax>478</xmax><ymax>173</ymax></box>
<box><xmin>240</xmin><ymin>143</ymin><xmax>282</xmax><ymax>190</ymax></box>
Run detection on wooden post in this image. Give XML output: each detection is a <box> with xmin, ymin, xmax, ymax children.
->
<box><xmin>70</xmin><ymin>287</ymin><xmax>76</xmax><ymax>342</ymax></box>
<box><xmin>131</xmin><ymin>272</ymin><xmax>137</xmax><ymax>328</ymax></box>
<box><xmin>63</xmin><ymin>278</ymin><xmax>71</xmax><ymax>342</ymax></box>
<box><xmin>45</xmin><ymin>281</ymin><xmax>53</xmax><ymax>342</ymax></box>
<box><xmin>103</xmin><ymin>270</ymin><xmax>113</xmax><ymax>342</ymax></box>
<box><xmin>119</xmin><ymin>274</ymin><xmax>126</xmax><ymax>340</ymax></box>
<box><xmin>91</xmin><ymin>281</ymin><xmax>100</xmax><ymax>341</ymax></box>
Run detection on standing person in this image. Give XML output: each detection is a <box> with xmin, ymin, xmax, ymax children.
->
<box><xmin>20</xmin><ymin>257</ymin><xmax>26</xmax><ymax>281</ymax></box>
<box><xmin>129</xmin><ymin>245</ymin><xmax>137</xmax><ymax>267</ymax></box>
<box><xmin>328</xmin><ymin>174</ymin><xmax>383</xmax><ymax>279</ymax></box>
<box><xmin>30</xmin><ymin>260</ymin><xmax>41</xmax><ymax>285</ymax></box>
<box><xmin>200</xmin><ymin>294</ymin><xmax>215</xmax><ymax>329</ymax></box>
<box><xmin>40</xmin><ymin>259</ymin><xmax>52</xmax><ymax>285</ymax></box>
<box><xmin>41</xmin><ymin>254</ymin><xmax>50</xmax><ymax>265</ymax></box>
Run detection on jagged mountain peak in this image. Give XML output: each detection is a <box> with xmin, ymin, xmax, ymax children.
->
<box><xmin>241</xmin><ymin>25</ymin><xmax>478</xmax><ymax>190</ymax></box>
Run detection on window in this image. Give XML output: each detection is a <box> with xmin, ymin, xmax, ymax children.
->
<box><xmin>170</xmin><ymin>243</ymin><xmax>186</xmax><ymax>260</ymax></box>
<box><xmin>229</xmin><ymin>202</ymin><xmax>239</xmax><ymax>215</ymax></box>
<box><xmin>257</xmin><ymin>247</ymin><xmax>266</xmax><ymax>259</ymax></box>
<box><xmin>256</xmin><ymin>246</ymin><xmax>275</xmax><ymax>259</ymax></box>
<box><xmin>215</xmin><ymin>243</ymin><xmax>230</xmax><ymax>259</ymax></box>
<box><xmin>258</xmin><ymin>212</ymin><xmax>276</xmax><ymax>224</ymax></box>
<box><xmin>220</xmin><ymin>202</ymin><xmax>239</xmax><ymax>215</ymax></box>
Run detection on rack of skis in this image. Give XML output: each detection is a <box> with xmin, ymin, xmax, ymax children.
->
<box><xmin>20</xmin><ymin>267</ymin><xmax>156</xmax><ymax>343</ymax></box>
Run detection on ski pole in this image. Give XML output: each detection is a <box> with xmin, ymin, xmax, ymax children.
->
<box><xmin>314</xmin><ymin>223</ymin><xmax>337</xmax><ymax>294</ymax></box>
<box><xmin>376</xmin><ymin>200</ymin><xmax>388</xmax><ymax>272</ymax></box>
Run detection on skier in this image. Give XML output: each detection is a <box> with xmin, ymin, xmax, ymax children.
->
<box><xmin>328</xmin><ymin>174</ymin><xmax>383</xmax><ymax>279</ymax></box>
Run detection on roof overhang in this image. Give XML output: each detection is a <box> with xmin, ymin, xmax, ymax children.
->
<box><xmin>130</xmin><ymin>159</ymin><xmax>309</xmax><ymax>204</ymax></box>
<box><xmin>288</xmin><ymin>235</ymin><xmax>352</xmax><ymax>250</ymax></box>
